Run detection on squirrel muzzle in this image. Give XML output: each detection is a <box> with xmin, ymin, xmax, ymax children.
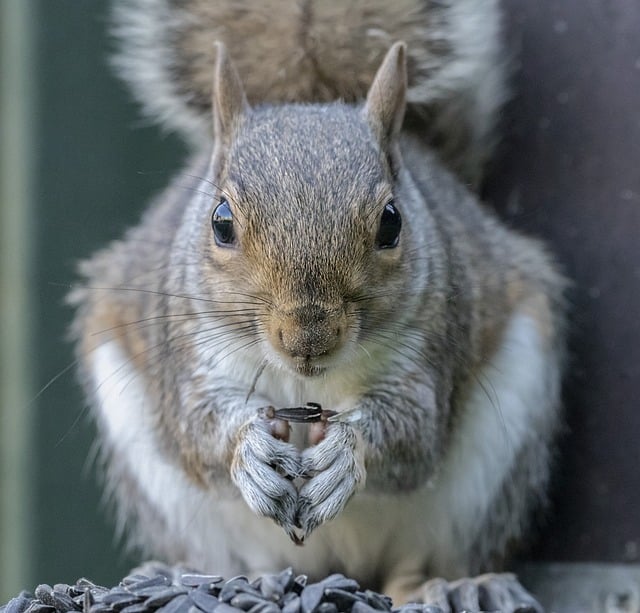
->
<box><xmin>268</xmin><ymin>304</ymin><xmax>347</xmax><ymax>376</ymax></box>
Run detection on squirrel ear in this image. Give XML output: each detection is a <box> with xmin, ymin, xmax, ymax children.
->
<box><xmin>363</xmin><ymin>42</ymin><xmax>407</xmax><ymax>149</ymax></box>
<box><xmin>212</xmin><ymin>41</ymin><xmax>250</xmax><ymax>142</ymax></box>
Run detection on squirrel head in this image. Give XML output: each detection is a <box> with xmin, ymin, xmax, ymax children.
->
<box><xmin>202</xmin><ymin>42</ymin><xmax>411</xmax><ymax>378</ymax></box>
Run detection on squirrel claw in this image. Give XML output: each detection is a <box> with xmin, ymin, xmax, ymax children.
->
<box><xmin>285</xmin><ymin>527</ymin><xmax>305</xmax><ymax>547</ymax></box>
<box><xmin>409</xmin><ymin>573</ymin><xmax>543</xmax><ymax>613</ymax></box>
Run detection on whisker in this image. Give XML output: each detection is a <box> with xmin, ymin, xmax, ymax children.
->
<box><xmin>359</xmin><ymin>317</ymin><xmax>508</xmax><ymax>442</ymax></box>
<box><xmin>32</xmin><ymin>359</ymin><xmax>81</xmax><ymax>406</ymax></box>
<box><xmin>182</xmin><ymin>173</ymin><xmax>238</xmax><ymax>206</ymax></box>
<box><xmin>63</xmin><ymin>282</ymin><xmax>269</xmax><ymax>308</ymax></box>
<box><xmin>55</xmin><ymin>402</ymin><xmax>91</xmax><ymax>448</ymax></box>
<box><xmin>182</xmin><ymin>173</ymin><xmax>250</xmax><ymax>222</ymax></box>
<box><xmin>166</xmin><ymin>323</ymin><xmax>259</xmax><ymax>359</ymax></box>
<box><xmin>209</xmin><ymin>338</ymin><xmax>263</xmax><ymax>370</ymax></box>
<box><xmin>91</xmin><ymin>308</ymin><xmax>262</xmax><ymax>336</ymax></box>
<box><xmin>175</xmin><ymin>183</ymin><xmax>217</xmax><ymax>201</ymax></box>
<box><xmin>246</xmin><ymin>360</ymin><xmax>268</xmax><ymax>404</ymax></box>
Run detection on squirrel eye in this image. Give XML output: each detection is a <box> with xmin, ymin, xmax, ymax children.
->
<box><xmin>211</xmin><ymin>198</ymin><xmax>235</xmax><ymax>246</ymax></box>
<box><xmin>375</xmin><ymin>200</ymin><xmax>402</xmax><ymax>249</ymax></box>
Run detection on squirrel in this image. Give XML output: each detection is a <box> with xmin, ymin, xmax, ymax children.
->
<box><xmin>68</xmin><ymin>1</ymin><xmax>566</xmax><ymax>611</ymax></box>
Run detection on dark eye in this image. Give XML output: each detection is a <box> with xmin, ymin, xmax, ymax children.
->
<box><xmin>375</xmin><ymin>200</ymin><xmax>402</xmax><ymax>249</ymax></box>
<box><xmin>211</xmin><ymin>198</ymin><xmax>235</xmax><ymax>246</ymax></box>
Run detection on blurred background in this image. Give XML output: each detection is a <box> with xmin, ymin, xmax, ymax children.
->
<box><xmin>1</xmin><ymin>0</ymin><xmax>639</xmax><ymax>603</ymax></box>
<box><xmin>1</xmin><ymin>0</ymin><xmax>186</xmax><ymax>599</ymax></box>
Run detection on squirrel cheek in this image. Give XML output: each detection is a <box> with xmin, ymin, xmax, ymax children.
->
<box><xmin>269</xmin><ymin>418</ymin><xmax>291</xmax><ymax>442</ymax></box>
<box><xmin>308</xmin><ymin>421</ymin><xmax>328</xmax><ymax>446</ymax></box>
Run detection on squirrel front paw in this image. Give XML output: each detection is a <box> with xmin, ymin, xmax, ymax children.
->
<box><xmin>410</xmin><ymin>573</ymin><xmax>543</xmax><ymax>613</ymax></box>
<box><xmin>297</xmin><ymin>422</ymin><xmax>366</xmax><ymax>538</ymax></box>
<box><xmin>231</xmin><ymin>413</ymin><xmax>302</xmax><ymax>542</ymax></box>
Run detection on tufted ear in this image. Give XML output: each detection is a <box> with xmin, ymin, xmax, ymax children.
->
<box><xmin>212</xmin><ymin>41</ymin><xmax>250</xmax><ymax>143</ymax></box>
<box><xmin>363</xmin><ymin>42</ymin><xmax>407</xmax><ymax>150</ymax></box>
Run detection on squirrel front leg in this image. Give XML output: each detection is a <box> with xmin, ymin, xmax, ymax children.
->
<box><xmin>297</xmin><ymin>420</ymin><xmax>367</xmax><ymax>537</ymax></box>
<box><xmin>230</xmin><ymin>407</ymin><xmax>303</xmax><ymax>542</ymax></box>
<box><xmin>297</xmin><ymin>374</ymin><xmax>441</xmax><ymax>537</ymax></box>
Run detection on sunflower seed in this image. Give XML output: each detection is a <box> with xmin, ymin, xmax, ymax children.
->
<box><xmin>292</xmin><ymin>578</ymin><xmax>307</xmax><ymax>596</ymax></box>
<box><xmin>34</xmin><ymin>587</ymin><xmax>56</xmax><ymax>610</ymax></box>
<box><xmin>229</xmin><ymin>594</ymin><xmax>265</xmax><ymax>611</ymax></box>
<box><xmin>247</xmin><ymin>604</ymin><xmax>279</xmax><ymax>613</ymax></box>
<box><xmin>363</xmin><ymin>591</ymin><xmax>392</xmax><ymax>611</ymax></box>
<box><xmin>320</xmin><ymin>576</ymin><xmax>360</xmax><ymax>593</ymax></box>
<box><xmin>129</xmin><ymin>577</ymin><xmax>172</xmax><ymax>594</ymax></box>
<box><xmin>25</xmin><ymin>605</ymin><xmax>55</xmax><ymax>613</ymax></box>
<box><xmin>101</xmin><ymin>592</ymin><xmax>141</xmax><ymax>609</ymax></box>
<box><xmin>218</xmin><ymin>581</ymin><xmax>260</xmax><ymax>604</ymax></box>
<box><xmin>299</xmin><ymin>584</ymin><xmax>324</xmax><ymax>613</ymax></box>
<box><xmin>156</xmin><ymin>594</ymin><xmax>192</xmax><ymax>613</ymax></box>
<box><xmin>322</xmin><ymin>589</ymin><xmax>364</xmax><ymax>610</ymax></box>
<box><xmin>276</xmin><ymin>571</ymin><xmax>294</xmax><ymax>595</ymax></box>
<box><xmin>52</xmin><ymin>589</ymin><xmax>70</xmax><ymax>598</ymax></box>
<box><xmin>272</xmin><ymin>407</ymin><xmax>322</xmax><ymax>423</ymax></box>
<box><xmin>119</xmin><ymin>604</ymin><xmax>151</xmax><ymax>613</ymax></box>
<box><xmin>144</xmin><ymin>588</ymin><xmax>188</xmax><ymax>609</ymax></box>
<box><xmin>188</xmin><ymin>591</ymin><xmax>219</xmax><ymax>613</ymax></box>
<box><xmin>213</xmin><ymin>605</ymin><xmax>243</xmax><ymax>613</ymax></box>
<box><xmin>351</xmin><ymin>603</ymin><xmax>380</xmax><ymax>613</ymax></box>
<box><xmin>258</xmin><ymin>576</ymin><xmax>283</xmax><ymax>603</ymax></box>
<box><xmin>4</xmin><ymin>593</ymin><xmax>33</xmax><ymax>613</ymax></box>
<box><xmin>121</xmin><ymin>577</ymin><xmax>149</xmax><ymax>588</ymax></box>
<box><xmin>52</xmin><ymin>593</ymin><xmax>80</xmax><ymax>613</ymax></box>
<box><xmin>180</xmin><ymin>577</ymin><xmax>222</xmax><ymax>589</ymax></box>
<box><xmin>75</xmin><ymin>582</ymin><xmax>104</xmax><ymax>592</ymax></box>
<box><xmin>279</xmin><ymin>595</ymin><xmax>299</xmax><ymax>613</ymax></box>
<box><xmin>0</xmin><ymin>565</ymin><xmax>463</xmax><ymax>613</ymax></box>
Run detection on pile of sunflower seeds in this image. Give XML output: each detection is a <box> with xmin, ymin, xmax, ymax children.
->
<box><xmin>1</xmin><ymin>567</ymin><xmax>446</xmax><ymax>613</ymax></box>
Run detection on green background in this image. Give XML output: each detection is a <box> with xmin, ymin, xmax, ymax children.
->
<box><xmin>1</xmin><ymin>0</ymin><xmax>185</xmax><ymax>599</ymax></box>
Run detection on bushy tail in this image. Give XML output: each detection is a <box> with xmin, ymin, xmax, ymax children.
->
<box><xmin>112</xmin><ymin>0</ymin><xmax>507</xmax><ymax>184</ymax></box>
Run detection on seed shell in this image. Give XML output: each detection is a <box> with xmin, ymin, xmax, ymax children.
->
<box><xmin>229</xmin><ymin>594</ymin><xmax>264</xmax><ymax>611</ymax></box>
<box><xmin>25</xmin><ymin>605</ymin><xmax>55</xmax><ymax>613</ymax></box>
<box><xmin>4</xmin><ymin>594</ymin><xmax>33</xmax><ymax>613</ymax></box>
<box><xmin>120</xmin><ymin>605</ymin><xmax>151</xmax><ymax>613</ymax></box>
<box><xmin>299</xmin><ymin>584</ymin><xmax>324</xmax><ymax>613</ymax></box>
<box><xmin>156</xmin><ymin>595</ymin><xmax>192</xmax><ymax>613</ymax></box>
<box><xmin>188</xmin><ymin>592</ymin><xmax>219</xmax><ymax>613</ymax></box>
<box><xmin>1</xmin><ymin>565</ymin><xmax>464</xmax><ymax>613</ymax></box>
<box><xmin>213</xmin><ymin>605</ymin><xmax>243</xmax><ymax>613</ymax></box>
<box><xmin>180</xmin><ymin>578</ymin><xmax>222</xmax><ymax>590</ymax></box>
<box><xmin>129</xmin><ymin>577</ymin><xmax>172</xmax><ymax>594</ymax></box>
<box><xmin>247</xmin><ymin>604</ymin><xmax>279</xmax><ymax>613</ymax></box>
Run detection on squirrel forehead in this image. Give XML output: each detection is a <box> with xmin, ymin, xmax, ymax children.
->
<box><xmin>228</xmin><ymin>104</ymin><xmax>389</xmax><ymax>204</ymax></box>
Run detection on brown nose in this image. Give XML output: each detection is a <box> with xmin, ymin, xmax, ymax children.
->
<box><xmin>275</xmin><ymin>305</ymin><xmax>345</xmax><ymax>359</ymax></box>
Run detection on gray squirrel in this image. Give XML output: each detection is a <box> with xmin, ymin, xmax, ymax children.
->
<box><xmin>69</xmin><ymin>1</ymin><xmax>566</xmax><ymax>611</ymax></box>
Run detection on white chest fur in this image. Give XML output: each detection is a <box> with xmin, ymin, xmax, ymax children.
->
<box><xmin>91</xmin><ymin>306</ymin><xmax>558</xmax><ymax>583</ymax></box>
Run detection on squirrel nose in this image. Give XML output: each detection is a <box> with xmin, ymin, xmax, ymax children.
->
<box><xmin>274</xmin><ymin>306</ymin><xmax>345</xmax><ymax>359</ymax></box>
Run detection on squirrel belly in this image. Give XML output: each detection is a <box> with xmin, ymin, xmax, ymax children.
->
<box><xmin>87</xmin><ymin>298</ymin><xmax>560</xmax><ymax>592</ymax></box>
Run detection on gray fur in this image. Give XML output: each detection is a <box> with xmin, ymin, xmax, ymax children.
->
<box><xmin>70</xmin><ymin>21</ymin><xmax>564</xmax><ymax>613</ymax></box>
<box><xmin>298</xmin><ymin>423</ymin><xmax>366</xmax><ymax>538</ymax></box>
<box><xmin>111</xmin><ymin>0</ymin><xmax>507</xmax><ymax>184</ymax></box>
<box><xmin>231</xmin><ymin>416</ymin><xmax>301</xmax><ymax>541</ymax></box>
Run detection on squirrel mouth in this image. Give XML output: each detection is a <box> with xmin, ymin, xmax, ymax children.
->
<box><xmin>293</xmin><ymin>358</ymin><xmax>327</xmax><ymax>378</ymax></box>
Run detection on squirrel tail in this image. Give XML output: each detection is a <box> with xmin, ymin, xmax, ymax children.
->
<box><xmin>112</xmin><ymin>0</ymin><xmax>508</xmax><ymax>184</ymax></box>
